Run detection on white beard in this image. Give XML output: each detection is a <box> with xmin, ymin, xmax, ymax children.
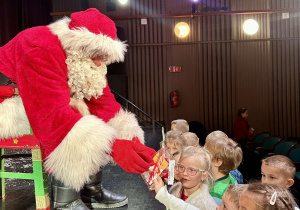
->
<box><xmin>66</xmin><ymin>51</ymin><xmax>107</xmax><ymax>100</ymax></box>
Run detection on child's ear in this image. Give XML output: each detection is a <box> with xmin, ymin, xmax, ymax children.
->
<box><xmin>201</xmin><ymin>171</ymin><xmax>209</xmax><ymax>181</ymax></box>
<box><xmin>285</xmin><ymin>179</ymin><xmax>294</xmax><ymax>188</ymax></box>
<box><xmin>212</xmin><ymin>158</ymin><xmax>223</xmax><ymax>167</ymax></box>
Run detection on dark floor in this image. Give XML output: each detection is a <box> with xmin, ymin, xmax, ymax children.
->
<box><xmin>1</xmin><ymin>126</ymin><xmax>299</xmax><ymax>209</ymax></box>
<box><xmin>0</xmin><ymin>126</ymin><xmax>165</xmax><ymax>210</ymax></box>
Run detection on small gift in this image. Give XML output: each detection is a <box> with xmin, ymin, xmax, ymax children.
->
<box><xmin>141</xmin><ymin>148</ymin><xmax>169</xmax><ymax>187</ymax></box>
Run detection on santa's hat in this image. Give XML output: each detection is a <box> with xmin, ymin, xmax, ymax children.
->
<box><xmin>48</xmin><ymin>8</ymin><xmax>127</xmax><ymax>64</ymax></box>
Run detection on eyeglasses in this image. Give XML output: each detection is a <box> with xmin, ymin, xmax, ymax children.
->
<box><xmin>175</xmin><ymin>164</ymin><xmax>205</xmax><ymax>176</ymax></box>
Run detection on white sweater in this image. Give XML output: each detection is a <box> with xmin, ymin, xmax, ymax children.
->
<box><xmin>155</xmin><ymin>187</ymin><xmax>200</xmax><ymax>210</ymax></box>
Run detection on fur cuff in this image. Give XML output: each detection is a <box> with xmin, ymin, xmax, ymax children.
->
<box><xmin>44</xmin><ymin>115</ymin><xmax>117</xmax><ymax>191</ymax></box>
<box><xmin>107</xmin><ymin>109</ymin><xmax>144</xmax><ymax>144</ymax></box>
<box><xmin>0</xmin><ymin>97</ymin><xmax>30</xmax><ymax>139</ymax></box>
<box><xmin>48</xmin><ymin>17</ymin><xmax>127</xmax><ymax>65</ymax></box>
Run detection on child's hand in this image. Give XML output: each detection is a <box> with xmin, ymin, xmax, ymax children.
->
<box><xmin>153</xmin><ymin>176</ymin><xmax>165</xmax><ymax>193</ymax></box>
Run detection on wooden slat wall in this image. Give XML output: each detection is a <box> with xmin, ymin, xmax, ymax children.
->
<box><xmin>50</xmin><ymin>0</ymin><xmax>300</xmax><ymax>138</ymax></box>
<box><xmin>231</xmin><ymin>12</ymin><xmax>272</xmax><ymax>136</ymax></box>
<box><xmin>198</xmin><ymin>14</ymin><xmax>233</xmax><ymax>134</ymax></box>
<box><xmin>269</xmin><ymin>0</ymin><xmax>300</xmax><ymax>137</ymax></box>
<box><xmin>126</xmin><ymin>0</ymin><xmax>166</xmax><ymax>122</ymax></box>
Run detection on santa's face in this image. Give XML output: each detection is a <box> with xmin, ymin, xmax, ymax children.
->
<box><xmin>66</xmin><ymin>51</ymin><xmax>108</xmax><ymax>100</ymax></box>
<box><xmin>91</xmin><ymin>55</ymin><xmax>108</xmax><ymax>67</ymax></box>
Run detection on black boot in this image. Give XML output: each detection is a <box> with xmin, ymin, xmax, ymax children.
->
<box><xmin>81</xmin><ymin>170</ymin><xmax>128</xmax><ymax>208</ymax></box>
<box><xmin>51</xmin><ymin>176</ymin><xmax>90</xmax><ymax>210</ymax></box>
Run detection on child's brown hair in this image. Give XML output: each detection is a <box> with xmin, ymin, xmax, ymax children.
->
<box><xmin>183</xmin><ymin>132</ymin><xmax>199</xmax><ymax>146</ymax></box>
<box><xmin>226</xmin><ymin>184</ymin><xmax>248</xmax><ymax>207</ymax></box>
<box><xmin>164</xmin><ymin>130</ymin><xmax>187</xmax><ymax>149</ymax></box>
<box><xmin>204</xmin><ymin>137</ymin><xmax>243</xmax><ymax>174</ymax></box>
<box><xmin>205</xmin><ymin>130</ymin><xmax>228</xmax><ymax>143</ymax></box>
<box><xmin>171</xmin><ymin>119</ymin><xmax>189</xmax><ymax>133</ymax></box>
<box><xmin>262</xmin><ymin>155</ymin><xmax>296</xmax><ymax>179</ymax></box>
<box><xmin>241</xmin><ymin>182</ymin><xmax>295</xmax><ymax>210</ymax></box>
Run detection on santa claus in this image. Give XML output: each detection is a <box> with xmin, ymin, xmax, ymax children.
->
<box><xmin>0</xmin><ymin>8</ymin><xmax>156</xmax><ymax>209</ymax></box>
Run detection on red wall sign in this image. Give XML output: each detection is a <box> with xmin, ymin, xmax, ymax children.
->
<box><xmin>169</xmin><ymin>66</ymin><xmax>181</xmax><ymax>72</ymax></box>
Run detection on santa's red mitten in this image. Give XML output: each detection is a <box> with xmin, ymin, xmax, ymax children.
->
<box><xmin>111</xmin><ymin>139</ymin><xmax>156</xmax><ymax>174</ymax></box>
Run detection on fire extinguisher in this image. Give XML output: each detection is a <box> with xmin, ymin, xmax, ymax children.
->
<box><xmin>170</xmin><ymin>91</ymin><xmax>179</xmax><ymax>108</ymax></box>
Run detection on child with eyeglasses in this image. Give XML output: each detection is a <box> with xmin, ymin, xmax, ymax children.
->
<box><xmin>166</xmin><ymin>146</ymin><xmax>217</xmax><ymax>209</ymax></box>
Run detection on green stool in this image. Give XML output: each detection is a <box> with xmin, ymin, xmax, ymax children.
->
<box><xmin>0</xmin><ymin>128</ymin><xmax>50</xmax><ymax>210</ymax></box>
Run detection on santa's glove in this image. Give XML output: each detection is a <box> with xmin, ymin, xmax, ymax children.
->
<box><xmin>111</xmin><ymin>139</ymin><xmax>156</xmax><ymax>174</ymax></box>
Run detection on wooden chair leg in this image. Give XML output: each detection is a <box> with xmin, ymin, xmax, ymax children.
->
<box><xmin>32</xmin><ymin>149</ymin><xmax>50</xmax><ymax>210</ymax></box>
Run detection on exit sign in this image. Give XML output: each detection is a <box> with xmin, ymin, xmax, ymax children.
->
<box><xmin>169</xmin><ymin>66</ymin><xmax>181</xmax><ymax>72</ymax></box>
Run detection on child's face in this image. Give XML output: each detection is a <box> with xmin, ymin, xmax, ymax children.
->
<box><xmin>241</xmin><ymin>111</ymin><xmax>249</xmax><ymax>118</ymax></box>
<box><xmin>171</xmin><ymin>123</ymin><xmax>177</xmax><ymax>131</ymax></box>
<box><xmin>261</xmin><ymin>163</ymin><xmax>291</xmax><ymax>189</ymax></box>
<box><xmin>165</xmin><ymin>142</ymin><xmax>180</xmax><ymax>157</ymax></box>
<box><xmin>217</xmin><ymin>191</ymin><xmax>238</xmax><ymax>210</ymax></box>
<box><xmin>239</xmin><ymin>191</ymin><xmax>260</xmax><ymax>210</ymax></box>
<box><xmin>178</xmin><ymin>156</ymin><xmax>204</xmax><ymax>192</ymax></box>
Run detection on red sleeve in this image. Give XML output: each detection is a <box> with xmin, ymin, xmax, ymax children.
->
<box><xmin>234</xmin><ymin>118</ymin><xmax>253</xmax><ymax>140</ymax></box>
<box><xmin>17</xmin><ymin>46</ymin><xmax>82</xmax><ymax>154</ymax></box>
<box><xmin>85</xmin><ymin>82</ymin><xmax>121</xmax><ymax>123</ymax></box>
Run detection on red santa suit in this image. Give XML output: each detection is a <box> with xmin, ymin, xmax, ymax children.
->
<box><xmin>0</xmin><ymin>9</ymin><xmax>153</xmax><ymax>191</ymax></box>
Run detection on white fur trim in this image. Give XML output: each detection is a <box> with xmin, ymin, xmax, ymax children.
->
<box><xmin>44</xmin><ymin>115</ymin><xmax>117</xmax><ymax>191</ymax></box>
<box><xmin>0</xmin><ymin>97</ymin><xmax>30</xmax><ymax>139</ymax></box>
<box><xmin>48</xmin><ymin>17</ymin><xmax>127</xmax><ymax>65</ymax></box>
<box><xmin>69</xmin><ymin>98</ymin><xmax>90</xmax><ymax>116</ymax></box>
<box><xmin>108</xmin><ymin>109</ymin><xmax>144</xmax><ymax>144</ymax></box>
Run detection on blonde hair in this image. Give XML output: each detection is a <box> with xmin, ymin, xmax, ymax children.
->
<box><xmin>171</xmin><ymin>150</ymin><xmax>182</xmax><ymax>162</ymax></box>
<box><xmin>183</xmin><ymin>132</ymin><xmax>199</xmax><ymax>146</ymax></box>
<box><xmin>164</xmin><ymin>130</ymin><xmax>187</xmax><ymax>149</ymax></box>
<box><xmin>179</xmin><ymin>146</ymin><xmax>214</xmax><ymax>190</ymax></box>
<box><xmin>262</xmin><ymin>155</ymin><xmax>296</xmax><ymax>179</ymax></box>
<box><xmin>226</xmin><ymin>184</ymin><xmax>248</xmax><ymax>207</ymax></box>
<box><xmin>242</xmin><ymin>182</ymin><xmax>295</xmax><ymax>210</ymax></box>
<box><xmin>205</xmin><ymin>130</ymin><xmax>228</xmax><ymax>143</ymax></box>
<box><xmin>204</xmin><ymin>137</ymin><xmax>243</xmax><ymax>174</ymax></box>
<box><xmin>171</xmin><ymin>119</ymin><xmax>189</xmax><ymax>133</ymax></box>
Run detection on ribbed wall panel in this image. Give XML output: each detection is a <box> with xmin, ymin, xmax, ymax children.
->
<box><xmin>198</xmin><ymin>42</ymin><xmax>234</xmax><ymax>133</ymax></box>
<box><xmin>50</xmin><ymin>0</ymin><xmax>300</xmax><ymax>137</ymax></box>
<box><xmin>269</xmin><ymin>1</ymin><xmax>300</xmax><ymax>137</ymax></box>
<box><xmin>126</xmin><ymin>1</ymin><xmax>166</xmax><ymax>122</ymax></box>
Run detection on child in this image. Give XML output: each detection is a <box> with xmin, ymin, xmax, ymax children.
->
<box><xmin>206</xmin><ymin>130</ymin><xmax>243</xmax><ymax>184</ymax></box>
<box><xmin>168</xmin><ymin>146</ymin><xmax>217</xmax><ymax>209</ymax></box>
<box><xmin>261</xmin><ymin>155</ymin><xmax>295</xmax><ymax>189</ymax></box>
<box><xmin>161</xmin><ymin>150</ymin><xmax>182</xmax><ymax>184</ymax></box>
<box><xmin>205</xmin><ymin>130</ymin><xmax>228</xmax><ymax>143</ymax></box>
<box><xmin>217</xmin><ymin>184</ymin><xmax>248</xmax><ymax>210</ymax></box>
<box><xmin>164</xmin><ymin>130</ymin><xmax>187</xmax><ymax>158</ymax></box>
<box><xmin>171</xmin><ymin>119</ymin><xmax>189</xmax><ymax>133</ymax></box>
<box><xmin>239</xmin><ymin>182</ymin><xmax>296</xmax><ymax>210</ymax></box>
<box><xmin>204</xmin><ymin>136</ymin><xmax>243</xmax><ymax>205</ymax></box>
<box><xmin>183</xmin><ymin>132</ymin><xmax>200</xmax><ymax>146</ymax></box>
<box><xmin>153</xmin><ymin>176</ymin><xmax>200</xmax><ymax>210</ymax></box>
